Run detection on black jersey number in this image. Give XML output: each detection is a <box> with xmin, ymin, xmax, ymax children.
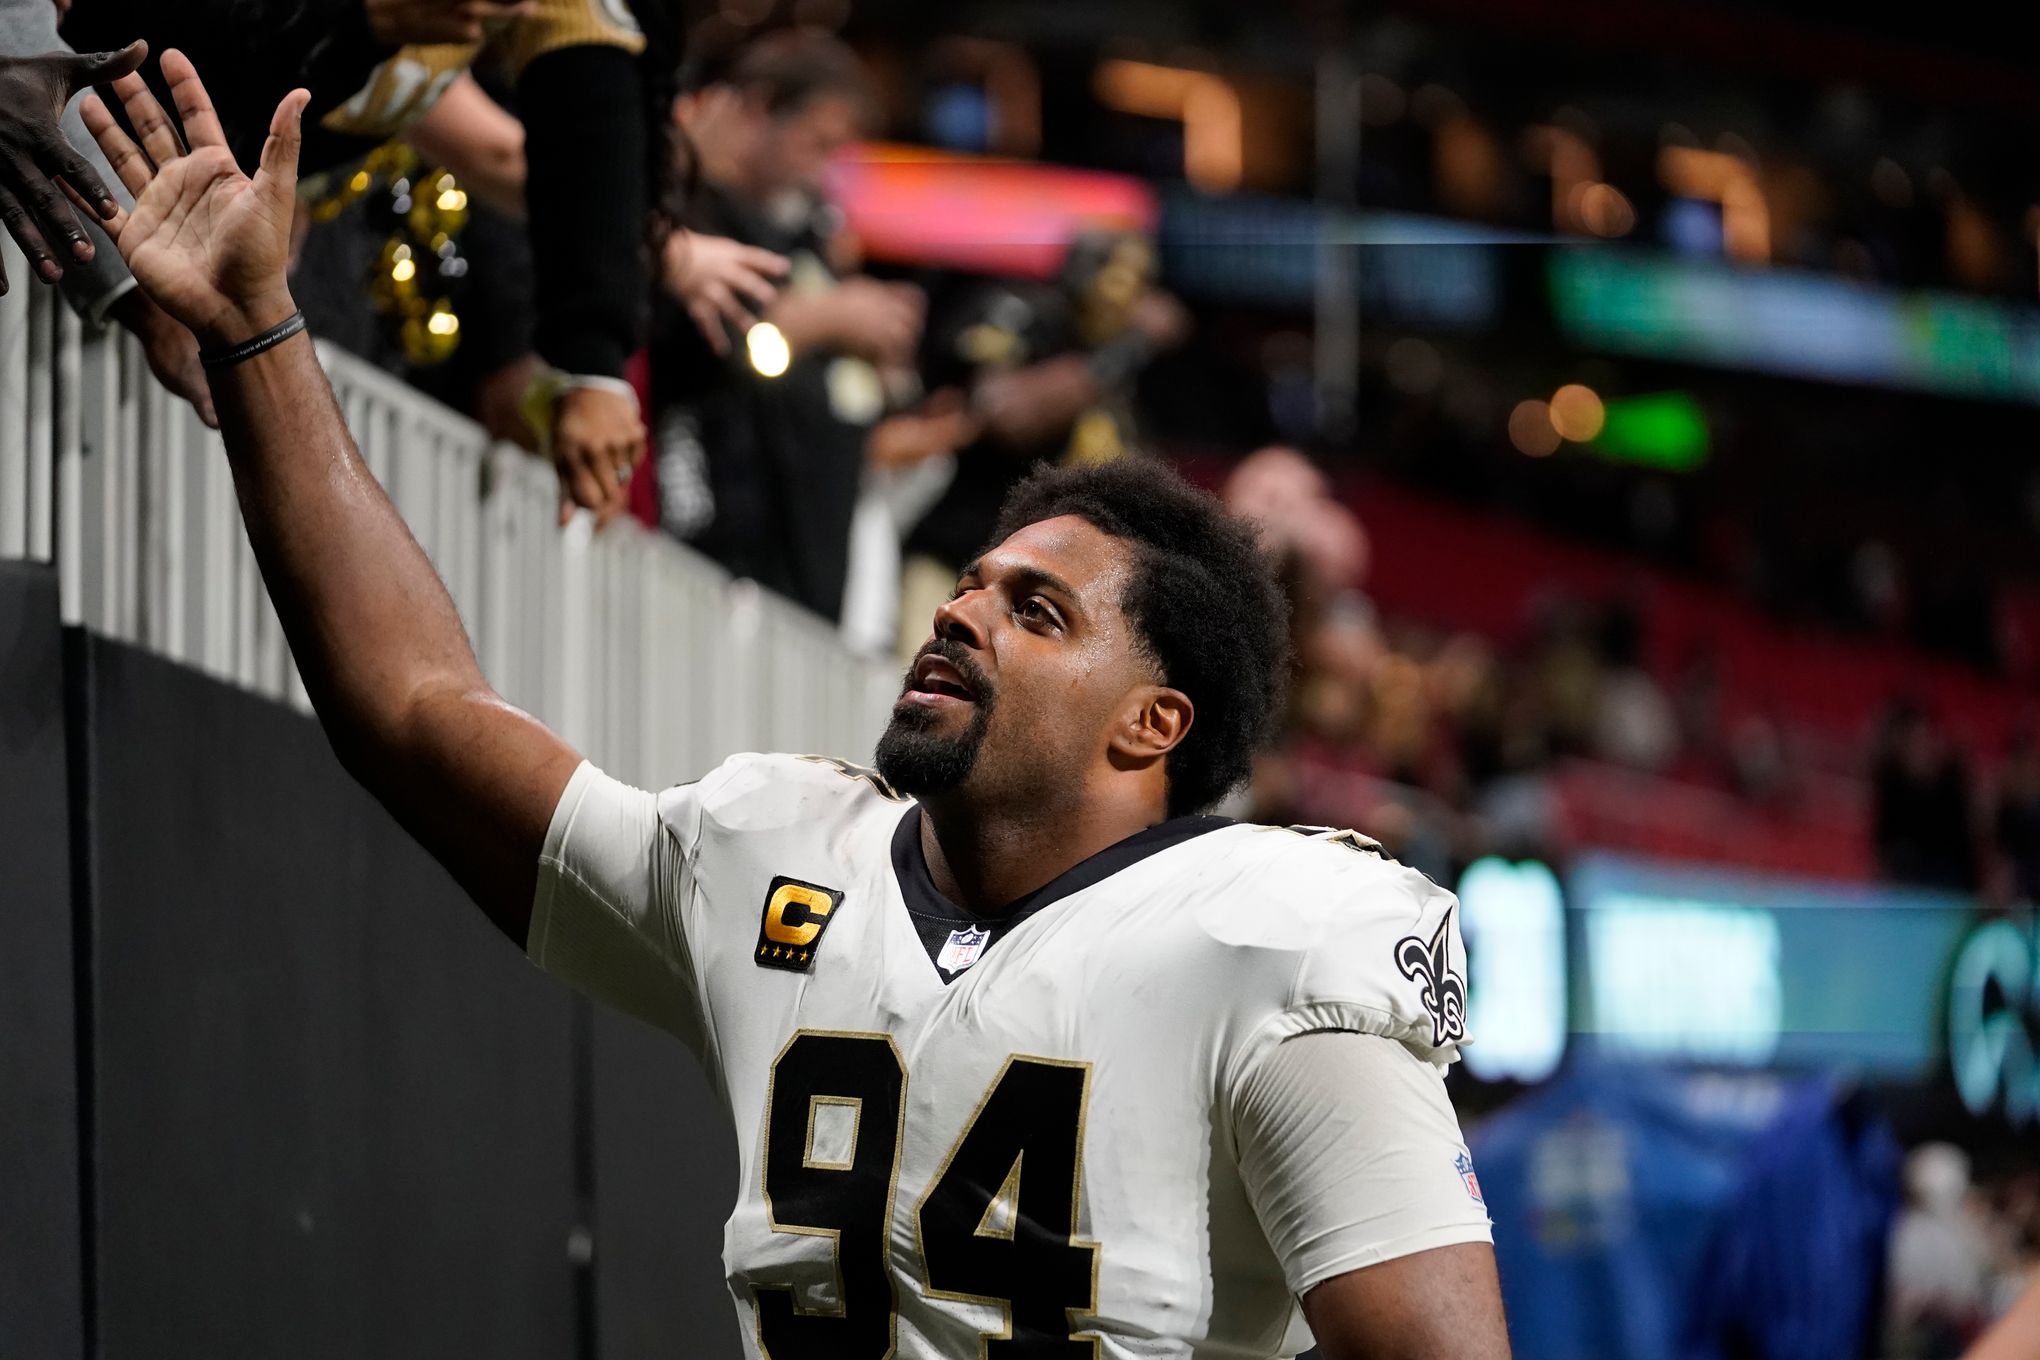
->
<box><xmin>915</xmin><ymin>1056</ymin><xmax>1100</xmax><ymax>1356</ymax></box>
<box><xmin>755</xmin><ymin>1032</ymin><xmax>908</xmax><ymax>1359</ymax></box>
<box><xmin>755</xmin><ymin>1033</ymin><xmax>1098</xmax><ymax>1359</ymax></box>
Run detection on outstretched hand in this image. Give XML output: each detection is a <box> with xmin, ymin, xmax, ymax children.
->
<box><xmin>0</xmin><ymin>41</ymin><xmax>144</xmax><ymax>292</ymax></box>
<box><xmin>79</xmin><ymin>49</ymin><xmax>305</xmax><ymax>347</ymax></box>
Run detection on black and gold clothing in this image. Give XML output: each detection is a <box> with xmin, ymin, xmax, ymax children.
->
<box><xmin>64</xmin><ymin>0</ymin><xmax>652</xmax><ymax>378</ymax></box>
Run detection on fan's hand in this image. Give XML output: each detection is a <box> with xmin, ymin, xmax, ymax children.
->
<box><xmin>79</xmin><ymin>49</ymin><xmax>305</xmax><ymax>348</ymax></box>
<box><xmin>661</xmin><ymin>230</ymin><xmax>787</xmax><ymax>355</ymax></box>
<box><xmin>552</xmin><ymin>384</ymin><xmax>643</xmax><ymax>528</ymax></box>
<box><xmin>0</xmin><ymin>41</ymin><xmax>144</xmax><ymax>291</ymax></box>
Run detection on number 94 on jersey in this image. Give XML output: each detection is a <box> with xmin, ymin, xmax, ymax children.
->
<box><xmin>752</xmin><ymin>1030</ymin><xmax>1100</xmax><ymax>1358</ymax></box>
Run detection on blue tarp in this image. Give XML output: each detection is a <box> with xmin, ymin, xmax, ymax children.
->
<box><xmin>1469</xmin><ymin>1064</ymin><xmax>1899</xmax><ymax>1360</ymax></box>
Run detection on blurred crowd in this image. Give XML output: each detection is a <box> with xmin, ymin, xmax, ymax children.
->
<box><xmin>272</xmin><ymin>15</ymin><xmax>1191</xmax><ymax>660</ymax></box>
<box><xmin>6</xmin><ymin>0</ymin><xmax>2039</xmax><ymax>901</ymax></box>
<box><xmin>1230</xmin><ymin>443</ymin><xmax>2040</xmax><ymax>902</ymax></box>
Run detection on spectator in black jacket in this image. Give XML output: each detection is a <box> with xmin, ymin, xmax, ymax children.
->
<box><xmin>650</xmin><ymin>30</ymin><xmax>943</xmax><ymax>623</ymax></box>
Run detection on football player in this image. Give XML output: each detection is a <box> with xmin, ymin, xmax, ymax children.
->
<box><xmin>83</xmin><ymin>55</ymin><xmax>1511</xmax><ymax>1359</ymax></box>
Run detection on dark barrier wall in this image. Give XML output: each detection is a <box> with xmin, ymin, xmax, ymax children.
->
<box><xmin>0</xmin><ymin>565</ymin><xmax>83</xmax><ymax>1358</ymax></box>
<box><xmin>72</xmin><ymin>634</ymin><xmax>582</xmax><ymax>1358</ymax></box>
<box><xmin>6</xmin><ymin>623</ymin><xmax>750</xmax><ymax>1358</ymax></box>
<box><xmin>590</xmin><ymin>1008</ymin><xmax>742</xmax><ymax>1360</ymax></box>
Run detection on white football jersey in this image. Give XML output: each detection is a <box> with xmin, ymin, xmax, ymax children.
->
<box><xmin>528</xmin><ymin>752</ymin><xmax>1490</xmax><ymax>1359</ymax></box>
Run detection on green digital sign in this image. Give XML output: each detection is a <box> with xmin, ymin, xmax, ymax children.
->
<box><xmin>1551</xmin><ymin>248</ymin><xmax>2040</xmax><ymax>407</ymax></box>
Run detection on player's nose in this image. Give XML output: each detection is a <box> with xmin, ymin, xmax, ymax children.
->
<box><xmin>930</xmin><ymin>587</ymin><xmax>990</xmax><ymax>654</ymax></box>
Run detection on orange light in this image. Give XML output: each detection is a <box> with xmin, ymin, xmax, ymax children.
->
<box><xmin>1093</xmin><ymin>59</ymin><xmax>1243</xmax><ymax>193</ymax></box>
<box><xmin>1576</xmin><ymin>182</ymin><xmax>1636</xmax><ymax>237</ymax></box>
<box><xmin>1509</xmin><ymin>400</ymin><xmax>1561</xmax><ymax>457</ymax></box>
<box><xmin>1548</xmin><ymin>384</ymin><xmax>1606</xmax><ymax>441</ymax></box>
<box><xmin>1524</xmin><ymin>125</ymin><xmax>1600</xmax><ymax>233</ymax></box>
<box><xmin>1660</xmin><ymin>147</ymin><xmax>1770</xmax><ymax>263</ymax></box>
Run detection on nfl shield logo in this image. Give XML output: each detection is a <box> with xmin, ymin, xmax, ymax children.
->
<box><xmin>1455</xmin><ymin>1151</ymin><xmax>1485</xmax><ymax>1206</ymax></box>
<box><xmin>937</xmin><ymin>926</ymin><xmax>991</xmax><ymax>974</ymax></box>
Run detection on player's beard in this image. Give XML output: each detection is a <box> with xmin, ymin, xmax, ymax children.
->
<box><xmin>874</xmin><ymin>642</ymin><xmax>996</xmax><ymax>798</ymax></box>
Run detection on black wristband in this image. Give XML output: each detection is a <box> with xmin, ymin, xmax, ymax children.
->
<box><xmin>200</xmin><ymin>311</ymin><xmax>309</xmax><ymax>370</ymax></box>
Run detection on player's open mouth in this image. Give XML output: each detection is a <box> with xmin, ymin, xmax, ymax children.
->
<box><xmin>905</xmin><ymin>653</ymin><xmax>977</xmax><ymax>706</ymax></box>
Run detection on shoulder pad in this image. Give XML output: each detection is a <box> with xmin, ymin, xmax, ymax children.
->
<box><xmin>667</xmin><ymin>752</ymin><xmax>908</xmax><ymax>837</ymax></box>
<box><xmin>1198</xmin><ymin>825</ymin><xmax>1469</xmax><ymax>1063</ymax></box>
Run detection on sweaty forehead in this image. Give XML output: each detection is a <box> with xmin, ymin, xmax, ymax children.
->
<box><xmin>975</xmin><ymin>515</ymin><xmax>1135</xmax><ymax>613</ymax></box>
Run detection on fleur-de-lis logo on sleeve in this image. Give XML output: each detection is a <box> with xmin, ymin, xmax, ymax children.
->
<box><xmin>1394</xmin><ymin>906</ymin><xmax>1467</xmax><ymax>1048</ymax></box>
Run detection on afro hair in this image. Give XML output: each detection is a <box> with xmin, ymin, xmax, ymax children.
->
<box><xmin>989</xmin><ymin>458</ymin><xmax>1291</xmax><ymax>816</ymax></box>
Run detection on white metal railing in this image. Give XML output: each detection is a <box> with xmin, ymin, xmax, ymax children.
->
<box><xmin>0</xmin><ymin>236</ymin><xmax>897</xmax><ymax>788</ymax></box>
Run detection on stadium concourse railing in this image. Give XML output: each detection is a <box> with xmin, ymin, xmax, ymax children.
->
<box><xmin>0</xmin><ymin>240</ymin><xmax>898</xmax><ymax>790</ymax></box>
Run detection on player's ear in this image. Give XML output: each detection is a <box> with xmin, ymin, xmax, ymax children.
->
<box><xmin>1111</xmin><ymin>686</ymin><xmax>1192</xmax><ymax>762</ymax></box>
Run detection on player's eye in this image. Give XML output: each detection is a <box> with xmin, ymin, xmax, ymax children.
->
<box><xmin>1018</xmin><ymin>597</ymin><xmax>1062</xmax><ymax>629</ymax></box>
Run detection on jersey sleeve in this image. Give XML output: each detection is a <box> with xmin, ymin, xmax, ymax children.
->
<box><xmin>1281</xmin><ymin>849</ymin><xmax>1471</xmax><ymax>1065</ymax></box>
<box><xmin>1233</xmin><ymin>1031</ymin><xmax>1492</xmax><ymax>1296</ymax></box>
<box><xmin>526</xmin><ymin>759</ymin><xmax>721</xmax><ymax>1050</ymax></box>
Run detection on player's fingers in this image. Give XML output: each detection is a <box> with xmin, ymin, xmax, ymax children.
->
<box><xmin>0</xmin><ymin>179</ymin><xmax>70</xmax><ymax>280</ymax></box>
<box><xmin>159</xmin><ymin>50</ymin><xmax>229</xmax><ymax>153</ymax></box>
<box><xmin>256</xmin><ymin>90</ymin><xmax>309</xmax><ymax>208</ymax></box>
<box><xmin>111</xmin><ymin>69</ymin><xmax>186</xmax><ymax>166</ymax></box>
<box><xmin>79</xmin><ymin>93</ymin><xmax>153</xmax><ymax>199</ymax></box>
<box><xmin>58</xmin><ymin>40</ymin><xmax>145</xmax><ymax>98</ymax></box>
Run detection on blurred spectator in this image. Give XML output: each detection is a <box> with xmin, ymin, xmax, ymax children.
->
<box><xmin>1591</xmin><ymin>601</ymin><xmax>1678</xmax><ymax>772</ymax></box>
<box><xmin>652</xmin><ymin>29</ymin><xmax>954</xmax><ymax>626</ymax></box>
<box><xmin>0</xmin><ymin>31</ymin><xmax>213</xmax><ymax>424</ymax></box>
<box><xmin>1224</xmin><ymin>445</ymin><xmax>1370</xmax><ymax>598</ymax></box>
<box><xmin>897</xmin><ymin>228</ymin><xmax>1189</xmax><ymax>648</ymax></box>
<box><xmin>1874</xmin><ymin>701</ymin><xmax>1981</xmax><ymax>891</ymax></box>
<box><xmin>1887</xmin><ymin>1143</ymin><xmax>1995</xmax><ymax>1357</ymax></box>
<box><xmin>61</xmin><ymin>0</ymin><xmax>674</xmax><ymax>521</ymax></box>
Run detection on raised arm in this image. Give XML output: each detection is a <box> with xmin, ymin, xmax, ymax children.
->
<box><xmin>81</xmin><ymin>51</ymin><xmax>579</xmax><ymax>942</ymax></box>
